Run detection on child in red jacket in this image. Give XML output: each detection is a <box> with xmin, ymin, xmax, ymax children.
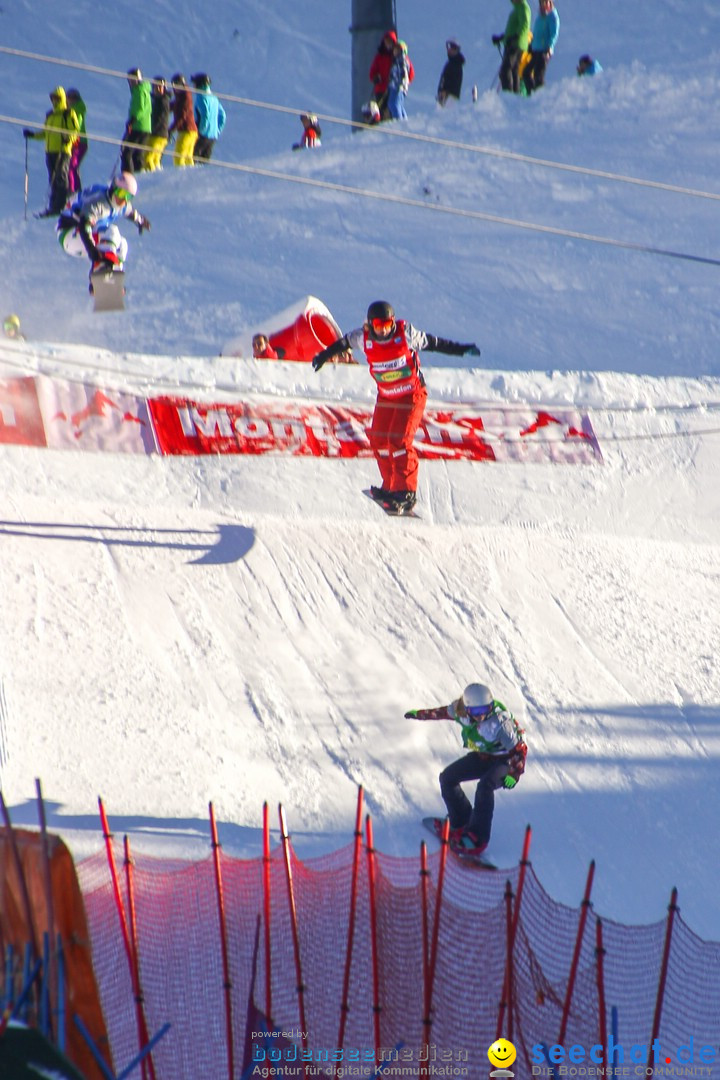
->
<box><xmin>292</xmin><ymin>113</ymin><xmax>322</xmax><ymax>150</ymax></box>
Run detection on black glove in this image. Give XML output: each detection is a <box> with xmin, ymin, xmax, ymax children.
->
<box><xmin>312</xmin><ymin>352</ymin><xmax>328</xmax><ymax>371</ymax></box>
<box><xmin>22</xmin><ymin>128</ymin><xmax>34</xmax><ymax>138</ymax></box>
<box><xmin>492</xmin><ymin>34</ymin><xmax>503</xmax><ymax>46</ymax></box>
<box><xmin>136</xmin><ymin>215</ymin><xmax>151</xmax><ymax>234</ymax></box>
<box><xmin>464</xmin><ymin>344</ymin><xmax>481</xmax><ymax>356</ymax></box>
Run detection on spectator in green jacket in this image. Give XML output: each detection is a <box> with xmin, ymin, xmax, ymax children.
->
<box><xmin>23</xmin><ymin>86</ymin><xmax>80</xmax><ymax>215</ymax></box>
<box><xmin>122</xmin><ymin>67</ymin><xmax>152</xmax><ymax>173</ymax></box>
<box><xmin>65</xmin><ymin>88</ymin><xmax>87</xmax><ymax>192</ymax></box>
<box><xmin>492</xmin><ymin>0</ymin><xmax>532</xmax><ymax>93</ymax></box>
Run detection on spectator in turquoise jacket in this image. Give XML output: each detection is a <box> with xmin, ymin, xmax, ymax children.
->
<box><xmin>577</xmin><ymin>55</ymin><xmax>602</xmax><ymax>76</ymax></box>
<box><xmin>122</xmin><ymin>67</ymin><xmax>152</xmax><ymax>173</ymax></box>
<box><xmin>191</xmin><ymin>74</ymin><xmax>226</xmax><ymax>162</ymax></box>
<box><xmin>492</xmin><ymin>0</ymin><xmax>532</xmax><ymax>94</ymax></box>
<box><xmin>523</xmin><ymin>0</ymin><xmax>560</xmax><ymax>95</ymax></box>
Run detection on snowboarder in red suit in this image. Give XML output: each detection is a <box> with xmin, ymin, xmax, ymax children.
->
<box><xmin>405</xmin><ymin>682</ymin><xmax>527</xmax><ymax>854</ymax></box>
<box><xmin>312</xmin><ymin>300</ymin><xmax>479</xmax><ymax>513</ymax></box>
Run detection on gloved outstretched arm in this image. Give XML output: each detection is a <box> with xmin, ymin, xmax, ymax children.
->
<box><xmin>424</xmin><ymin>335</ymin><xmax>480</xmax><ymax>357</ymax></box>
<box><xmin>130</xmin><ymin>209</ymin><xmax>151</xmax><ymax>234</ymax></box>
<box><xmin>312</xmin><ymin>335</ymin><xmax>351</xmax><ymax>371</ymax></box>
<box><xmin>405</xmin><ymin>705</ymin><xmax>453</xmax><ymax>721</ymax></box>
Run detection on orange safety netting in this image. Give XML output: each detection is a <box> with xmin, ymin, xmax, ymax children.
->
<box><xmin>75</xmin><ymin>841</ymin><xmax>720</xmax><ymax>1080</ymax></box>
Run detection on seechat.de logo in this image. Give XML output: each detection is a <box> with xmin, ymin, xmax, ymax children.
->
<box><xmin>488</xmin><ymin>1038</ymin><xmax>517</xmax><ymax>1077</ymax></box>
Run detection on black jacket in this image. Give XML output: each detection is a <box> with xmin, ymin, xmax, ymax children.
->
<box><xmin>438</xmin><ymin>52</ymin><xmax>465</xmax><ymax>99</ymax></box>
<box><xmin>151</xmin><ymin>94</ymin><xmax>171</xmax><ymax>138</ymax></box>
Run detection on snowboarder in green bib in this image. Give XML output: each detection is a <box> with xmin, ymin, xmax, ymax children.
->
<box><xmin>406</xmin><ymin>683</ymin><xmax>527</xmax><ymax>854</ymax></box>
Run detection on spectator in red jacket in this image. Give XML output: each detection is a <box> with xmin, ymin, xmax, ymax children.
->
<box><xmin>252</xmin><ymin>334</ymin><xmax>283</xmax><ymax>359</ymax></box>
<box><xmin>369</xmin><ymin>30</ymin><xmax>397</xmax><ymax>114</ymax></box>
<box><xmin>292</xmin><ymin>113</ymin><xmax>322</xmax><ymax>150</ymax></box>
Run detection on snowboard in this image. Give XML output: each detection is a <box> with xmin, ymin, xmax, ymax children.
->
<box><xmin>422</xmin><ymin>817</ymin><xmax>497</xmax><ymax>870</ymax></box>
<box><xmin>90</xmin><ymin>269</ymin><xmax>126</xmax><ymax>312</ymax></box>
<box><xmin>363</xmin><ymin>489</ymin><xmax>421</xmax><ymax>518</ymax></box>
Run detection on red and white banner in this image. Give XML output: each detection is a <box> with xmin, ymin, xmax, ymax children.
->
<box><xmin>36</xmin><ymin>377</ymin><xmax>156</xmax><ymax>453</ymax></box>
<box><xmin>0</xmin><ymin>376</ymin><xmax>602</xmax><ymax>464</ymax></box>
<box><xmin>149</xmin><ymin>397</ymin><xmax>602</xmax><ymax>464</ymax></box>
<box><xmin>0</xmin><ymin>376</ymin><xmax>46</xmax><ymax>447</ymax></box>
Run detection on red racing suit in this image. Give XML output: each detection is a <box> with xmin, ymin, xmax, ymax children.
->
<box><xmin>313</xmin><ymin>319</ymin><xmax>475</xmax><ymax>494</ymax></box>
<box><xmin>351</xmin><ymin>320</ymin><xmax>427</xmax><ymax>493</ymax></box>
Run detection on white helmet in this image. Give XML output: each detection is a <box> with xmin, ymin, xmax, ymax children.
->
<box><xmin>111</xmin><ymin>171</ymin><xmax>138</xmax><ymax>205</ymax></box>
<box><xmin>462</xmin><ymin>683</ymin><xmax>493</xmax><ymax>717</ymax></box>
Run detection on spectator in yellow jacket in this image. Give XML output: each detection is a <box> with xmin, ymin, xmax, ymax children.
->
<box><xmin>23</xmin><ymin>86</ymin><xmax>80</xmax><ymax>215</ymax></box>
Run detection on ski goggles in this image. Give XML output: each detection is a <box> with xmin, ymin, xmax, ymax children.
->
<box><xmin>466</xmin><ymin>703</ymin><xmax>493</xmax><ymax>719</ymax></box>
<box><xmin>371</xmin><ymin>317</ymin><xmax>394</xmax><ymax>335</ymax></box>
<box><xmin>112</xmin><ymin>187</ymin><xmax>132</xmax><ymax>203</ymax></box>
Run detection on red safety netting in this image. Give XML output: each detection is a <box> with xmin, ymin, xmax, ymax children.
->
<box><xmin>76</xmin><ymin>840</ymin><xmax>720</xmax><ymax>1080</ymax></box>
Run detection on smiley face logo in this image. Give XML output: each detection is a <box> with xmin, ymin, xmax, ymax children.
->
<box><xmin>488</xmin><ymin>1039</ymin><xmax>517</xmax><ymax>1070</ymax></box>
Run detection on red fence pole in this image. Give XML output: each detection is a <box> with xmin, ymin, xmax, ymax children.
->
<box><xmin>426</xmin><ymin>818</ymin><xmax>449</xmax><ymax>1022</ymax></box>
<box><xmin>646</xmin><ymin>887</ymin><xmax>679</xmax><ymax>1071</ymax></box>
<box><xmin>98</xmin><ymin>800</ymin><xmax>154</xmax><ymax>1080</ymax></box>
<box><xmin>278</xmin><ymin>804</ymin><xmax>308</xmax><ymax>1076</ymax></box>
<box><xmin>34</xmin><ymin>778</ymin><xmax>56</xmax><ymax>1038</ymax></box>
<box><xmin>503</xmin><ymin>880</ymin><xmax>515</xmax><ymax>1041</ymax></box>
<box><xmin>209</xmin><ymin>802</ymin><xmax>234</xmax><ymax>1080</ymax></box>
<box><xmin>365</xmin><ymin>814</ymin><xmax>381</xmax><ymax>1066</ymax></box>
<box><xmin>421</xmin><ymin>818</ymin><xmax>450</xmax><ymax>1079</ymax></box>
<box><xmin>123</xmin><ymin>835</ymin><xmax>156</xmax><ymax>1080</ymax></box>
<box><xmin>595</xmin><ymin>917</ymin><xmax>607</xmax><ymax>1070</ymax></box>
<box><xmin>262</xmin><ymin>801</ymin><xmax>273</xmax><ymax>1024</ymax></box>
<box><xmin>336</xmin><ymin>785</ymin><xmax>364</xmax><ymax>1070</ymax></box>
<box><xmin>558</xmin><ymin>860</ymin><xmax>595</xmax><ymax>1046</ymax></box>
<box><xmin>496</xmin><ymin>824</ymin><xmax>532</xmax><ymax>1039</ymax></box>
<box><xmin>419</xmin><ymin>840</ymin><xmax>431</xmax><ymax>1077</ymax></box>
<box><xmin>98</xmin><ymin>798</ymin><xmax>133</xmax><ymax>969</ymax></box>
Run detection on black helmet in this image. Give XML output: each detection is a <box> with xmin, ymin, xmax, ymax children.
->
<box><xmin>367</xmin><ymin>300</ymin><xmax>396</xmax><ymax>339</ymax></box>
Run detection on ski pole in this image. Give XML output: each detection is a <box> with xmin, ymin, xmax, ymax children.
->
<box><xmin>23</xmin><ymin>134</ymin><xmax>29</xmax><ymax>220</ymax></box>
<box><xmin>489</xmin><ymin>42</ymin><xmax>503</xmax><ymax>93</ymax></box>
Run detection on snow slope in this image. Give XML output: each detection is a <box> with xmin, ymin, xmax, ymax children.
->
<box><xmin>0</xmin><ymin>0</ymin><xmax>719</xmax><ymax>941</ymax></box>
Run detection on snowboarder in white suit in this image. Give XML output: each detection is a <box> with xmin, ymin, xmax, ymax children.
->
<box><xmin>56</xmin><ymin>171</ymin><xmax>150</xmax><ymax>280</ymax></box>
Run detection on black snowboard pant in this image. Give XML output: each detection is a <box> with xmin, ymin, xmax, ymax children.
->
<box><xmin>439</xmin><ymin>752</ymin><xmax>510</xmax><ymax>845</ymax></box>
<box><xmin>524</xmin><ymin>51</ymin><xmax>550</xmax><ymax>95</ymax></box>
<box><xmin>499</xmin><ymin>44</ymin><xmax>523</xmax><ymax>93</ymax></box>
<box><xmin>121</xmin><ymin>131</ymin><xmax>149</xmax><ymax>174</ymax></box>
<box><xmin>46</xmin><ymin>152</ymin><xmax>70</xmax><ymax>214</ymax></box>
<box><xmin>194</xmin><ymin>135</ymin><xmax>216</xmax><ymax>162</ymax></box>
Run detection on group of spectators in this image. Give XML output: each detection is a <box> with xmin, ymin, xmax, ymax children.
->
<box><xmin>121</xmin><ymin>69</ymin><xmax>226</xmax><ymax>174</ymax></box>
<box><xmin>492</xmin><ymin>0</ymin><xmax>560</xmax><ymax>95</ymax></box>
<box><xmin>365</xmin><ymin>1</ymin><xmax>601</xmax><ymax>122</ymax></box>
<box><xmin>24</xmin><ymin>68</ymin><xmax>227</xmax><ymax>218</ymax></box>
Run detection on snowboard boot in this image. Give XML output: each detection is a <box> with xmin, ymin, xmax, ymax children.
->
<box><xmin>431</xmin><ymin>818</ymin><xmax>464</xmax><ymax>844</ymax></box>
<box><xmin>390</xmin><ymin>490</ymin><xmax>417</xmax><ymax>513</ymax></box>
<box><xmin>452</xmin><ymin>830</ymin><xmax>488</xmax><ymax>856</ymax></box>
<box><xmin>370</xmin><ymin>485</ymin><xmax>392</xmax><ymax>501</ymax></box>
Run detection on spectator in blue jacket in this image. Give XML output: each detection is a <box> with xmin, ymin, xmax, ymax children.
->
<box><xmin>577</xmin><ymin>54</ymin><xmax>602</xmax><ymax>76</ymax></box>
<box><xmin>523</xmin><ymin>0</ymin><xmax>560</xmax><ymax>95</ymax></box>
<box><xmin>191</xmin><ymin>73</ymin><xmax>226</xmax><ymax>161</ymax></box>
